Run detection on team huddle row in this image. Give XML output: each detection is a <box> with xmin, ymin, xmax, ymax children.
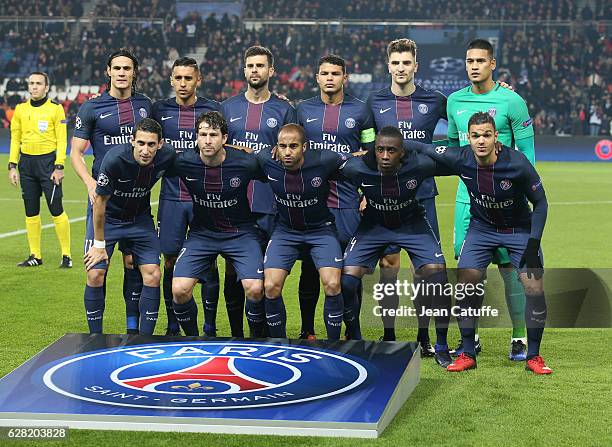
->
<box><xmin>71</xmin><ymin>40</ymin><xmax>552</xmax><ymax>374</ymax></box>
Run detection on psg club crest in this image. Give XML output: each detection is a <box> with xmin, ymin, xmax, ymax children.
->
<box><xmin>345</xmin><ymin>118</ymin><xmax>356</xmax><ymax>129</ymax></box>
<box><xmin>311</xmin><ymin>176</ymin><xmax>322</xmax><ymax>187</ymax></box>
<box><xmin>266</xmin><ymin>118</ymin><xmax>278</xmax><ymax>128</ymax></box>
<box><xmin>500</xmin><ymin>179</ymin><xmax>512</xmax><ymax>190</ymax></box>
<box><xmin>41</xmin><ymin>342</ymin><xmax>370</xmax><ymax>410</ymax></box>
<box><xmin>139</xmin><ymin>108</ymin><xmax>148</xmax><ymax>118</ymax></box>
<box><xmin>417</xmin><ymin>104</ymin><xmax>428</xmax><ymax>115</ymax></box>
<box><xmin>406</xmin><ymin>179</ymin><xmax>418</xmax><ymax>190</ymax></box>
<box><xmin>229</xmin><ymin>177</ymin><xmax>241</xmax><ymax>188</ymax></box>
<box><xmin>488</xmin><ymin>107</ymin><xmax>497</xmax><ymax>118</ymax></box>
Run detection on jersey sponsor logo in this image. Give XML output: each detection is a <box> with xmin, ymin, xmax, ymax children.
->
<box><xmin>522</xmin><ymin>118</ymin><xmax>533</xmax><ymax>128</ymax></box>
<box><xmin>435</xmin><ymin>146</ymin><xmax>447</xmax><ymax>154</ymax></box>
<box><xmin>161</xmin><ymin>116</ymin><xmax>173</xmax><ymax>121</ymax></box>
<box><xmin>97</xmin><ymin>173</ymin><xmax>110</xmax><ymax>186</ymax></box>
<box><xmin>139</xmin><ymin>108</ymin><xmax>148</xmax><ymax>118</ymax></box>
<box><xmin>344</xmin><ymin>118</ymin><xmax>356</xmax><ymax>129</ymax></box>
<box><xmin>500</xmin><ymin>179</ymin><xmax>512</xmax><ymax>190</ymax></box>
<box><xmin>311</xmin><ymin>177</ymin><xmax>322</xmax><ymax>187</ymax></box>
<box><xmin>41</xmin><ymin>342</ymin><xmax>371</xmax><ymax>410</ymax></box>
<box><xmin>379</xmin><ymin>107</ymin><xmax>391</xmax><ymax>114</ymax></box>
<box><xmin>266</xmin><ymin>118</ymin><xmax>278</xmax><ymax>128</ymax></box>
<box><xmin>230</xmin><ymin>177</ymin><xmax>241</xmax><ymax>188</ymax></box>
<box><xmin>430</xmin><ymin>57</ymin><xmax>463</xmax><ymax>73</ymax></box>
<box><xmin>100</xmin><ymin>113</ymin><xmax>113</xmax><ymax>119</ymax></box>
<box><xmin>306</xmin><ymin>118</ymin><xmax>318</xmax><ymax>123</ymax></box>
<box><xmin>488</xmin><ymin>108</ymin><xmax>497</xmax><ymax>118</ymax></box>
<box><xmin>38</xmin><ymin>120</ymin><xmax>49</xmax><ymax>132</ymax></box>
<box><xmin>405</xmin><ymin>179</ymin><xmax>418</xmax><ymax>190</ymax></box>
<box><xmin>417</xmin><ymin>104</ymin><xmax>428</xmax><ymax>114</ymax></box>
<box><xmin>230</xmin><ymin>117</ymin><xmax>242</xmax><ymax>123</ymax></box>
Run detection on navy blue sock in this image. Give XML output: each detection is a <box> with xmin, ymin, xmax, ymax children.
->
<box><xmin>139</xmin><ymin>285</ymin><xmax>160</xmax><ymax>335</ymax></box>
<box><xmin>525</xmin><ymin>293</ymin><xmax>547</xmax><ymax>358</ymax></box>
<box><xmin>245</xmin><ymin>299</ymin><xmax>265</xmax><ymax>338</ymax></box>
<box><xmin>427</xmin><ymin>270</ymin><xmax>451</xmax><ymax>347</ymax></box>
<box><xmin>227</xmin><ymin>294</ymin><xmax>245</xmax><ymax>338</ymax></box>
<box><xmin>341</xmin><ymin>273</ymin><xmax>362</xmax><ymax>340</ymax></box>
<box><xmin>84</xmin><ymin>285</ymin><xmax>105</xmax><ymax>334</ymax></box>
<box><xmin>162</xmin><ymin>266</ymin><xmax>179</xmax><ymax>333</ymax></box>
<box><xmin>123</xmin><ymin>267</ymin><xmax>142</xmax><ymax>331</ymax></box>
<box><xmin>265</xmin><ymin>296</ymin><xmax>287</xmax><ymax>338</ymax></box>
<box><xmin>413</xmin><ymin>280</ymin><xmax>432</xmax><ymax>343</ymax></box>
<box><xmin>456</xmin><ymin>290</ymin><xmax>477</xmax><ymax>357</ymax></box>
<box><xmin>299</xmin><ymin>259</ymin><xmax>320</xmax><ymax>335</ymax></box>
<box><xmin>202</xmin><ymin>269</ymin><xmax>220</xmax><ymax>336</ymax></box>
<box><xmin>324</xmin><ymin>292</ymin><xmax>344</xmax><ymax>340</ymax></box>
<box><xmin>379</xmin><ymin>270</ymin><xmax>399</xmax><ymax>339</ymax></box>
<box><xmin>173</xmin><ymin>298</ymin><xmax>199</xmax><ymax>336</ymax></box>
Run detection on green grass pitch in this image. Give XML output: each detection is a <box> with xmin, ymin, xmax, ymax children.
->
<box><xmin>0</xmin><ymin>154</ymin><xmax>610</xmax><ymax>446</ymax></box>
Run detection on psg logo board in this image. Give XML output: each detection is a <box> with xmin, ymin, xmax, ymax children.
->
<box><xmin>0</xmin><ymin>334</ymin><xmax>420</xmax><ymax>438</ymax></box>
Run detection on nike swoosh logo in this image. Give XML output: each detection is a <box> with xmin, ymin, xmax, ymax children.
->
<box><xmin>131</xmin><ymin>292</ymin><xmax>140</xmax><ymax>296</ymax></box>
<box><xmin>146</xmin><ymin>311</ymin><xmax>158</xmax><ymax>315</ymax></box>
<box><xmin>247</xmin><ymin>311</ymin><xmax>262</xmax><ymax>316</ymax></box>
<box><xmin>533</xmin><ymin>310</ymin><xmax>546</xmax><ymax>315</ymax></box>
<box><xmin>185</xmin><ymin>177</ymin><xmax>197</xmax><ymax>181</ymax></box>
<box><xmin>328</xmin><ymin>313</ymin><xmax>343</xmax><ymax>319</ymax></box>
<box><xmin>117</xmin><ymin>179</ymin><xmax>131</xmax><ymax>183</ymax></box>
<box><xmin>257</xmin><ymin>269</ymin><xmax>264</xmax><ymax>273</ymax></box>
<box><xmin>361</xmin><ymin>183</ymin><xmax>375</xmax><ymax>187</ymax></box>
<box><xmin>457</xmin><ymin>110</ymin><xmax>468</xmax><ymax>115</ymax></box>
<box><xmin>86</xmin><ymin>310</ymin><xmax>100</xmax><ymax>315</ymax></box>
<box><xmin>174</xmin><ymin>310</ymin><xmax>189</xmax><ymax>315</ymax></box>
<box><xmin>334</xmin><ymin>257</ymin><xmax>343</xmax><ymax>262</ymax></box>
<box><xmin>161</xmin><ymin>116</ymin><xmax>172</xmax><ymax>121</ymax></box>
<box><xmin>379</xmin><ymin>107</ymin><xmax>391</xmax><ymax>114</ymax></box>
<box><xmin>306</xmin><ymin>118</ymin><xmax>318</xmax><ymax>123</ymax></box>
<box><xmin>435</xmin><ymin>253</ymin><xmax>444</xmax><ymax>258</ymax></box>
<box><xmin>267</xmin><ymin>175</ymin><xmax>278</xmax><ymax>182</ymax></box>
<box><xmin>266</xmin><ymin>313</ymin><xmax>280</xmax><ymax>319</ymax></box>
<box><xmin>230</xmin><ymin>117</ymin><xmax>242</xmax><ymax>122</ymax></box>
<box><xmin>460</xmin><ymin>174</ymin><xmax>473</xmax><ymax>180</ymax></box>
<box><xmin>100</xmin><ymin>113</ymin><xmax>112</xmax><ymax>119</ymax></box>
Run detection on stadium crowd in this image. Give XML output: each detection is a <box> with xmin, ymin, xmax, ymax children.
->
<box><xmin>0</xmin><ymin>3</ymin><xmax>610</xmax><ymax>135</ymax></box>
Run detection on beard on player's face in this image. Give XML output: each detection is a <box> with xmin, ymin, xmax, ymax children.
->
<box><xmin>247</xmin><ymin>77</ymin><xmax>268</xmax><ymax>90</ymax></box>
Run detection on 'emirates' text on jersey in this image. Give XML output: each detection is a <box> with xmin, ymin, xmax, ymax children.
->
<box><xmin>222</xmin><ymin>93</ymin><xmax>297</xmax><ymax>214</ymax></box>
<box><xmin>297</xmin><ymin>94</ymin><xmax>375</xmax><ymax>209</ymax></box>
<box><xmin>152</xmin><ymin>97</ymin><xmax>221</xmax><ymax>202</ymax></box>
<box><xmin>74</xmin><ymin>91</ymin><xmax>152</xmax><ymax>177</ymax></box>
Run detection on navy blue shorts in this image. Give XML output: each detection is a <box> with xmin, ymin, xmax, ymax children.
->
<box><xmin>344</xmin><ymin>217</ymin><xmax>444</xmax><ymax>270</ymax></box>
<box><xmin>85</xmin><ymin>203</ymin><xmax>133</xmax><ymax>256</ymax></box>
<box><xmin>157</xmin><ymin>199</ymin><xmax>193</xmax><ymax>255</ymax></box>
<box><xmin>254</xmin><ymin>212</ymin><xmax>276</xmax><ymax>242</ymax></box>
<box><xmin>330</xmin><ymin>208</ymin><xmax>360</xmax><ymax>249</ymax></box>
<box><xmin>419</xmin><ymin>196</ymin><xmax>440</xmax><ymax>241</ymax></box>
<box><xmin>174</xmin><ymin>229</ymin><xmax>264</xmax><ymax>281</ymax></box>
<box><xmin>92</xmin><ymin>215</ymin><xmax>160</xmax><ymax>270</ymax></box>
<box><xmin>265</xmin><ymin>225</ymin><xmax>343</xmax><ymax>271</ymax></box>
<box><xmin>458</xmin><ymin>220</ymin><xmax>544</xmax><ymax>270</ymax></box>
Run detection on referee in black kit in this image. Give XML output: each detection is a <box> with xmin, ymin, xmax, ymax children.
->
<box><xmin>8</xmin><ymin>71</ymin><xmax>72</xmax><ymax>268</ymax></box>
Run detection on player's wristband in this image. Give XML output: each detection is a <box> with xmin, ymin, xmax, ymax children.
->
<box><xmin>93</xmin><ymin>240</ymin><xmax>106</xmax><ymax>249</ymax></box>
<box><xmin>8</xmin><ymin>162</ymin><xmax>17</xmax><ymax>170</ymax></box>
<box><xmin>54</xmin><ymin>164</ymin><xmax>64</xmax><ymax>170</ymax></box>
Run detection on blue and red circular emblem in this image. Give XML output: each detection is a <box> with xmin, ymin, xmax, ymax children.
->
<box><xmin>42</xmin><ymin>342</ymin><xmax>373</xmax><ymax>410</ymax></box>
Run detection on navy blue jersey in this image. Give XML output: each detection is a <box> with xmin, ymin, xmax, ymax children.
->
<box><xmin>221</xmin><ymin>93</ymin><xmax>297</xmax><ymax>214</ymax></box>
<box><xmin>256</xmin><ymin>149</ymin><xmax>349</xmax><ymax>230</ymax></box>
<box><xmin>340</xmin><ymin>152</ymin><xmax>449</xmax><ymax>229</ymax></box>
<box><xmin>297</xmin><ymin>94</ymin><xmax>375</xmax><ymax>209</ymax></box>
<box><xmin>366</xmin><ymin>85</ymin><xmax>447</xmax><ymax>199</ymax></box>
<box><xmin>95</xmin><ymin>144</ymin><xmax>176</xmax><ymax>221</ymax></box>
<box><xmin>413</xmin><ymin>142</ymin><xmax>546</xmax><ymax>233</ymax></box>
<box><xmin>152</xmin><ymin>97</ymin><xmax>221</xmax><ymax>202</ymax></box>
<box><xmin>74</xmin><ymin>91</ymin><xmax>152</xmax><ymax>178</ymax></box>
<box><xmin>170</xmin><ymin>147</ymin><xmax>265</xmax><ymax>233</ymax></box>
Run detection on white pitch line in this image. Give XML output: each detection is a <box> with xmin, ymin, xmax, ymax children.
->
<box><xmin>0</xmin><ymin>201</ymin><xmax>159</xmax><ymax>239</ymax></box>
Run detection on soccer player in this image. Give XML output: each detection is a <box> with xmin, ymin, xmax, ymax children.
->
<box><xmin>447</xmin><ymin>39</ymin><xmax>536</xmax><ymax>360</ymax></box>
<box><xmin>366</xmin><ymin>38</ymin><xmax>448</xmax><ymax>348</ymax></box>
<box><xmin>8</xmin><ymin>71</ymin><xmax>71</xmax><ymax>268</ymax></box>
<box><xmin>71</xmin><ymin>48</ymin><xmax>152</xmax><ymax>334</ymax></box>
<box><xmin>170</xmin><ymin>111</ymin><xmax>265</xmax><ymax>337</ymax></box>
<box><xmin>152</xmin><ymin>57</ymin><xmax>222</xmax><ymax>337</ymax></box>
<box><xmin>410</xmin><ymin>112</ymin><xmax>551</xmax><ymax>374</ymax></box>
<box><xmin>256</xmin><ymin>124</ymin><xmax>348</xmax><ymax>339</ymax></box>
<box><xmin>83</xmin><ymin>118</ymin><xmax>175</xmax><ymax>335</ymax></box>
<box><xmin>219</xmin><ymin>45</ymin><xmax>297</xmax><ymax>337</ymax></box>
<box><xmin>340</xmin><ymin>126</ymin><xmax>453</xmax><ymax>366</ymax></box>
<box><xmin>296</xmin><ymin>54</ymin><xmax>375</xmax><ymax>339</ymax></box>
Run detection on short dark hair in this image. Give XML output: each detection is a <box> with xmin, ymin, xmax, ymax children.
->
<box><xmin>467</xmin><ymin>39</ymin><xmax>494</xmax><ymax>59</ymax></box>
<box><xmin>172</xmin><ymin>57</ymin><xmax>199</xmax><ymax>72</ymax></box>
<box><xmin>196</xmin><ymin>111</ymin><xmax>228</xmax><ymax>135</ymax></box>
<box><xmin>244</xmin><ymin>45</ymin><xmax>274</xmax><ymax>66</ymax></box>
<box><xmin>278</xmin><ymin>123</ymin><xmax>306</xmax><ymax>145</ymax></box>
<box><xmin>29</xmin><ymin>71</ymin><xmax>49</xmax><ymax>86</ymax></box>
<box><xmin>318</xmin><ymin>54</ymin><xmax>346</xmax><ymax>73</ymax></box>
<box><xmin>468</xmin><ymin>112</ymin><xmax>497</xmax><ymax>131</ymax></box>
<box><xmin>387</xmin><ymin>39</ymin><xmax>417</xmax><ymax>60</ymax></box>
<box><xmin>106</xmin><ymin>48</ymin><xmax>140</xmax><ymax>93</ymax></box>
<box><xmin>133</xmin><ymin>118</ymin><xmax>163</xmax><ymax>141</ymax></box>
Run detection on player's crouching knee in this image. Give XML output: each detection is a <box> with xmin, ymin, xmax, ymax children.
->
<box><xmin>322</xmin><ymin>278</ymin><xmax>341</xmax><ymax>296</ymax></box>
<box><xmin>172</xmin><ymin>281</ymin><xmax>192</xmax><ymax>304</ymax></box>
<box><xmin>244</xmin><ymin>280</ymin><xmax>264</xmax><ymax>300</ymax></box>
<box><xmin>86</xmin><ymin>269</ymin><xmax>106</xmax><ymax>287</ymax></box>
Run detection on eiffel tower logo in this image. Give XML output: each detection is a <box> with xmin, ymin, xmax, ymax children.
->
<box><xmin>121</xmin><ymin>356</ymin><xmax>273</xmax><ymax>393</ymax></box>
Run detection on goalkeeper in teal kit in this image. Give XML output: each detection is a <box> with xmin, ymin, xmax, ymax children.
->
<box><xmin>446</xmin><ymin>39</ymin><xmax>536</xmax><ymax>361</ymax></box>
